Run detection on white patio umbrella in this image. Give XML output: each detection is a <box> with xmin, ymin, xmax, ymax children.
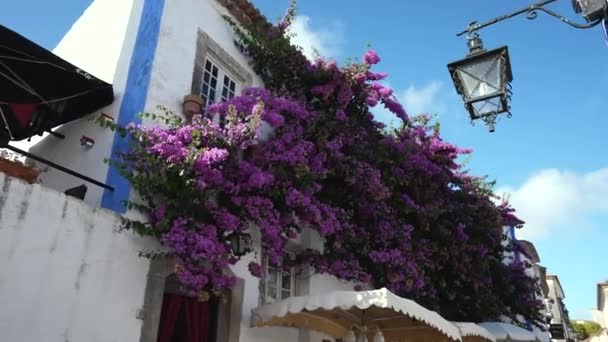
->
<box><xmin>252</xmin><ymin>288</ymin><xmax>462</xmax><ymax>341</ymax></box>
<box><xmin>452</xmin><ymin>322</ymin><xmax>496</xmax><ymax>342</ymax></box>
<box><xmin>477</xmin><ymin>322</ymin><xmax>542</xmax><ymax>342</ymax></box>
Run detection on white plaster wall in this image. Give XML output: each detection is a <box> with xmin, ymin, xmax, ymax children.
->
<box><xmin>23</xmin><ymin>0</ymin><xmax>143</xmax><ymax>208</ymax></box>
<box><xmin>0</xmin><ymin>173</ymin><xmax>159</xmax><ymax>342</ymax></box>
<box><xmin>144</xmin><ymin>0</ymin><xmax>263</xmax><ymax>121</ymax></box>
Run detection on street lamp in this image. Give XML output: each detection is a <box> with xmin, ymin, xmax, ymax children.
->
<box><xmin>448</xmin><ymin>0</ymin><xmax>607</xmax><ymax>132</ymax></box>
<box><xmin>448</xmin><ymin>35</ymin><xmax>513</xmax><ymax>132</ymax></box>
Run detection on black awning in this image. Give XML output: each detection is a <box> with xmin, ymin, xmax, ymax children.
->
<box><xmin>0</xmin><ymin>25</ymin><xmax>114</xmax><ymax>143</ymax></box>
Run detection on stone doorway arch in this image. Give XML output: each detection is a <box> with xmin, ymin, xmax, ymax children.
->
<box><xmin>139</xmin><ymin>257</ymin><xmax>244</xmax><ymax>342</ymax></box>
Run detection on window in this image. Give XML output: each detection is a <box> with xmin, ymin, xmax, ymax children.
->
<box><xmin>260</xmin><ymin>250</ymin><xmax>296</xmax><ymax>304</ymax></box>
<box><xmin>200</xmin><ymin>58</ymin><xmax>239</xmax><ymax>110</ymax></box>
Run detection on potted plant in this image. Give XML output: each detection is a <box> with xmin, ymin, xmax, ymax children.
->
<box><xmin>182</xmin><ymin>94</ymin><xmax>204</xmax><ymax>123</ymax></box>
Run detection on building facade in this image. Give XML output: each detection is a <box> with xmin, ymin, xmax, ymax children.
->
<box><xmin>0</xmin><ymin>1</ymin><xmax>564</xmax><ymax>341</ymax></box>
<box><xmin>588</xmin><ymin>282</ymin><xmax>608</xmax><ymax>342</ymax></box>
<box><xmin>546</xmin><ymin>275</ymin><xmax>576</xmax><ymax>342</ymax></box>
<box><xmin>0</xmin><ymin>1</ymin><xmax>355</xmax><ymax>342</ymax></box>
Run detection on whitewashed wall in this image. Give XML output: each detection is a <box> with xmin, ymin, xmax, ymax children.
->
<box><xmin>0</xmin><ymin>170</ymin><xmax>353</xmax><ymax>342</ymax></box>
<box><xmin>145</xmin><ymin>0</ymin><xmax>263</xmax><ymax>118</ymax></box>
<box><xmin>24</xmin><ymin>0</ymin><xmax>143</xmax><ymax>207</ymax></box>
<box><xmin>25</xmin><ymin>0</ymin><xmax>264</xmax><ymax>210</ymax></box>
<box><xmin>0</xmin><ymin>173</ymin><xmax>158</xmax><ymax>342</ymax></box>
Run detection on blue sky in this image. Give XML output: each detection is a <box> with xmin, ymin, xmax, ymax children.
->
<box><xmin>2</xmin><ymin>0</ymin><xmax>607</xmax><ymax>319</ymax></box>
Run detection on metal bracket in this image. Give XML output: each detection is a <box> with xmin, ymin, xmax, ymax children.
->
<box><xmin>457</xmin><ymin>0</ymin><xmax>604</xmax><ymax>36</ymax></box>
<box><xmin>5</xmin><ymin>144</ymin><xmax>115</xmax><ymax>191</ymax></box>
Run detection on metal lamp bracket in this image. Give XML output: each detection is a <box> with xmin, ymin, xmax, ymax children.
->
<box><xmin>457</xmin><ymin>0</ymin><xmax>606</xmax><ymax>37</ymax></box>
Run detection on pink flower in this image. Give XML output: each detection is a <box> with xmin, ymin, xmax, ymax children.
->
<box><xmin>363</xmin><ymin>50</ymin><xmax>381</xmax><ymax>65</ymax></box>
<box><xmin>248</xmin><ymin>261</ymin><xmax>264</xmax><ymax>278</ymax></box>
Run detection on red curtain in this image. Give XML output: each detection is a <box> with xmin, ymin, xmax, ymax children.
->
<box><xmin>156</xmin><ymin>294</ymin><xmax>212</xmax><ymax>342</ymax></box>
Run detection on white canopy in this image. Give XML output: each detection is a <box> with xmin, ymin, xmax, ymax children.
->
<box><xmin>533</xmin><ymin>330</ymin><xmax>551</xmax><ymax>342</ymax></box>
<box><xmin>477</xmin><ymin>322</ymin><xmax>541</xmax><ymax>342</ymax></box>
<box><xmin>453</xmin><ymin>322</ymin><xmax>496</xmax><ymax>342</ymax></box>
<box><xmin>253</xmin><ymin>288</ymin><xmax>462</xmax><ymax>341</ymax></box>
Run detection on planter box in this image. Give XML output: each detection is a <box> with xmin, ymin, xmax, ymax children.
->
<box><xmin>0</xmin><ymin>157</ymin><xmax>40</xmax><ymax>184</ymax></box>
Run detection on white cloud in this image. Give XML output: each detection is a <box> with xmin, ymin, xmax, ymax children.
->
<box><xmin>400</xmin><ymin>81</ymin><xmax>444</xmax><ymax>116</ymax></box>
<box><xmin>287</xmin><ymin>15</ymin><xmax>343</xmax><ymax>60</ymax></box>
<box><xmin>371</xmin><ymin>80</ymin><xmax>446</xmax><ymax>126</ymax></box>
<box><xmin>496</xmin><ymin>168</ymin><xmax>608</xmax><ymax>240</ymax></box>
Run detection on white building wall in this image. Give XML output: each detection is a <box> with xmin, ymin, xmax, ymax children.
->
<box><xmin>0</xmin><ymin>171</ymin><xmax>354</xmax><ymax>342</ymax></box>
<box><xmin>145</xmin><ymin>0</ymin><xmax>263</xmax><ymax>118</ymax></box>
<box><xmin>0</xmin><ymin>173</ymin><xmax>158</xmax><ymax>342</ymax></box>
<box><xmin>23</xmin><ymin>0</ymin><xmax>264</xmax><ymax>211</ymax></box>
<box><xmin>24</xmin><ymin>0</ymin><xmax>144</xmax><ymax>208</ymax></box>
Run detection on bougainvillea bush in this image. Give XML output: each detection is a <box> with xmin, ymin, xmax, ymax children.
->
<box><xmin>107</xmin><ymin>2</ymin><xmax>545</xmax><ymax>325</ymax></box>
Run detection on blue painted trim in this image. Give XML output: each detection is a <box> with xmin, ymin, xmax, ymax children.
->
<box><xmin>101</xmin><ymin>0</ymin><xmax>165</xmax><ymax>212</ymax></box>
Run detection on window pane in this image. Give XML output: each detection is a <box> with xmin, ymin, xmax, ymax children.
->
<box><xmin>267</xmin><ymin>267</ymin><xmax>278</xmax><ymax>284</ymax></box>
<box><xmin>201</xmin><ymin>59</ymin><xmax>221</xmax><ymax>108</ymax></box>
<box><xmin>267</xmin><ymin>285</ymin><xmax>277</xmax><ymax>301</ymax></box>
<box><xmin>281</xmin><ymin>290</ymin><xmax>291</xmax><ymax>300</ymax></box>
<box><xmin>229</xmin><ymin>81</ymin><xmax>236</xmax><ymax>92</ymax></box>
<box><xmin>282</xmin><ymin>254</ymin><xmax>292</xmax><ymax>271</ymax></box>
<box><xmin>281</xmin><ymin>272</ymin><xmax>292</xmax><ymax>290</ymax></box>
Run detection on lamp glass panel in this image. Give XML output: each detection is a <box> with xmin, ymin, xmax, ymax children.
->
<box><xmin>471</xmin><ymin>95</ymin><xmax>503</xmax><ymax>117</ymax></box>
<box><xmin>456</xmin><ymin>53</ymin><xmax>503</xmax><ymax>99</ymax></box>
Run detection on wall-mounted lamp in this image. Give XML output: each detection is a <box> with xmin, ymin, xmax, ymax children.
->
<box><xmin>80</xmin><ymin>135</ymin><xmax>95</xmax><ymax>149</ymax></box>
<box><xmin>228</xmin><ymin>231</ymin><xmax>252</xmax><ymax>257</ymax></box>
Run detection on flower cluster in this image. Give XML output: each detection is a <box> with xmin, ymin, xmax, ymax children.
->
<box><xmin>110</xmin><ymin>1</ymin><xmax>545</xmax><ymax>327</ymax></box>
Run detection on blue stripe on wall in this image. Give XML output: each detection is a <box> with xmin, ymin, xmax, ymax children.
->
<box><xmin>101</xmin><ymin>0</ymin><xmax>165</xmax><ymax>212</ymax></box>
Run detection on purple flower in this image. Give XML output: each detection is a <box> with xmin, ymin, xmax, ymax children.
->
<box><xmin>336</xmin><ymin>110</ymin><xmax>347</xmax><ymax>121</ymax></box>
<box><xmin>363</xmin><ymin>50</ymin><xmax>381</xmax><ymax>65</ymax></box>
<box><xmin>248</xmin><ymin>261</ymin><xmax>264</xmax><ymax>278</ymax></box>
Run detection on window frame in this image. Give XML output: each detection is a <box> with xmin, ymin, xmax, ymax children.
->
<box><xmin>191</xmin><ymin>30</ymin><xmax>252</xmax><ymax>111</ymax></box>
<box><xmin>200</xmin><ymin>56</ymin><xmax>240</xmax><ymax>109</ymax></box>
<box><xmin>260</xmin><ymin>249</ymin><xmax>297</xmax><ymax>304</ymax></box>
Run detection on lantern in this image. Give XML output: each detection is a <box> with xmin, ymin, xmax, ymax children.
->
<box><xmin>572</xmin><ymin>0</ymin><xmax>608</xmax><ymax>22</ymax></box>
<box><xmin>448</xmin><ymin>35</ymin><xmax>513</xmax><ymax>132</ymax></box>
<box><xmin>228</xmin><ymin>231</ymin><xmax>252</xmax><ymax>257</ymax></box>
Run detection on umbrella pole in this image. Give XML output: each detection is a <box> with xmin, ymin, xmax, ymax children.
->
<box><xmin>5</xmin><ymin>144</ymin><xmax>115</xmax><ymax>192</ymax></box>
